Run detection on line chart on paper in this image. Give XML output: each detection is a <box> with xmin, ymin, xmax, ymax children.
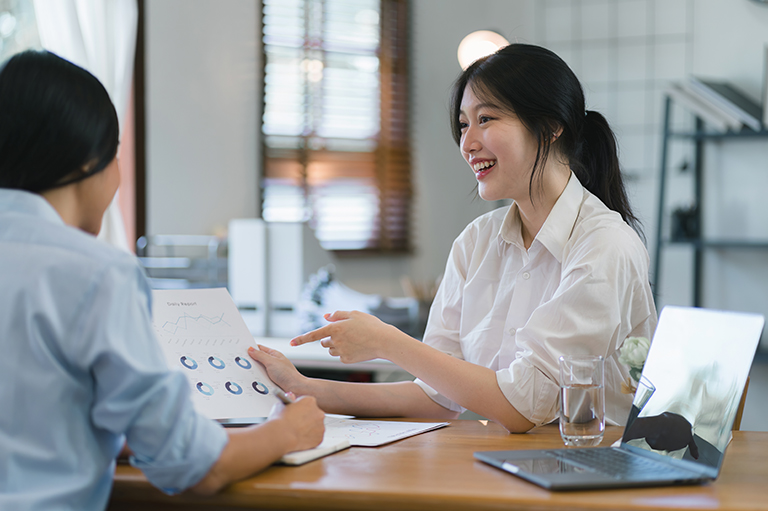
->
<box><xmin>159</xmin><ymin>312</ymin><xmax>232</xmax><ymax>335</ymax></box>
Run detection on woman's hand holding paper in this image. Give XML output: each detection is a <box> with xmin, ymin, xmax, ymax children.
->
<box><xmin>248</xmin><ymin>345</ymin><xmax>308</xmax><ymax>394</ymax></box>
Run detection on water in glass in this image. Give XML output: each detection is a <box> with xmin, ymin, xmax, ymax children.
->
<box><xmin>560</xmin><ymin>382</ymin><xmax>605</xmax><ymax>447</ymax></box>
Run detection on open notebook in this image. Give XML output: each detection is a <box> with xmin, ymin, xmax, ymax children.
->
<box><xmin>152</xmin><ymin>287</ymin><xmax>447</xmax><ymax>465</ymax></box>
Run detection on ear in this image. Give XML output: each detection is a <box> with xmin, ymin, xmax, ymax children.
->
<box><xmin>80</xmin><ymin>158</ymin><xmax>98</xmax><ymax>175</ymax></box>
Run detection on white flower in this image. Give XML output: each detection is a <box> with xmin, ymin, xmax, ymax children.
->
<box><xmin>619</xmin><ymin>336</ymin><xmax>650</xmax><ymax>367</ymax></box>
<box><xmin>619</xmin><ymin>336</ymin><xmax>650</xmax><ymax>382</ymax></box>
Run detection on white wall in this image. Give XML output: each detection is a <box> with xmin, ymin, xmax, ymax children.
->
<box><xmin>406</xmin><ymin>0</ymin><xmax>533</xmax><ymax>284</ymax></box>
<box><xmin>690</xmin><ymin>0</ymin><xmax>768</xmax><ymax>327</ymax></box>
<box><xmin>146</xmin><ymin>0</ymin><xmax>259</xmax><ymax>237</ymax></box>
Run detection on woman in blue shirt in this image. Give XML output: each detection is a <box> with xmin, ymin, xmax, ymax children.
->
<box><xmin>0</xmin><ymin>50</ymin><xmax>325</xmax><ymax>510</ymax></box>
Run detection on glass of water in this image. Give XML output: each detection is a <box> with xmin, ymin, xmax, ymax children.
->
<box><xmin>559</xmin><ymin>355</ymin><xmax>605</xmax><ymax>447</ymax></box>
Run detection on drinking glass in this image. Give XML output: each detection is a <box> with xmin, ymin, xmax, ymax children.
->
<box><xmin>626</xmin><ymin>375</ymin><xmax>656</xmax><ymax>427</ymax></box>
<box><xmin>559</xmin><ymin>355</ymin><xmax>605</xmax><ymax>447</ymax></box>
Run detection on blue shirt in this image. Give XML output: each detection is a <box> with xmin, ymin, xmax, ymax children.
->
<box><xmin>0</xmin><ymin>189</ymin><xmax>228</xmax><ymax>510</ymax></box>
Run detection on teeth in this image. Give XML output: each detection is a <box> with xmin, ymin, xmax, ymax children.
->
<box><xmin>473</xmin><ymin>160</ymin><xmax>496</xmax><ymax>172</ymax></box>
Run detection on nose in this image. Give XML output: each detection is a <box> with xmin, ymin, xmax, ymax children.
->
<box><xmin>460</xmin><ymin>124</ymin><xmax>481</xmax><ymax>156</ymax></box>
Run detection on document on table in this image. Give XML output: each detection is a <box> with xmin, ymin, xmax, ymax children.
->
<box><xmin>280</xmin><ymin>416</ymin><xmax>450</xmax><ymax>465</ymax></box>
<box><xmin>323</xmin><ymin>416</ymin><xmax>449</xmax><ymax>447</ymax></box>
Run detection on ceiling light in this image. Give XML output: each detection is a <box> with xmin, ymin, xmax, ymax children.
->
<box><xmin>457</xmin><ymin>30</ymin><xmax>509</xmax><ymax>70</ymax></box>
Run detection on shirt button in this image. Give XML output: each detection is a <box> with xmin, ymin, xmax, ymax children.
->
<box><xmin>509</xmin><ymin>328</ymin><xmax>515</xmax><ymax>335</ymax></box>
<box><xmin>522</xmin><ymin>272</ymin><xmax>530</xmax><ymax>280</ymax></box>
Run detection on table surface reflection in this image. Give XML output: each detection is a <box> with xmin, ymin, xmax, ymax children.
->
<box><xmin>108</xmin><ymin>420</ymin><xmax>768</xmax><ymax>511</ymax></box>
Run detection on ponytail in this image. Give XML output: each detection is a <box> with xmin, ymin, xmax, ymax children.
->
<box><xmin>573</xmin><ymin>110</ymin><xmax>641</xmax><ymax>236</ymax></box>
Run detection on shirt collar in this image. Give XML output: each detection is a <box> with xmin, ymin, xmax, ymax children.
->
<box><xmin>497</xmin><ymin>172</ymin><xmax>584</xmax><ymax>262</ymax></box>
<box><xmin>0</xmin><ymin>188</ymin><xmax>65</xmax><ymax>226</ymax></box>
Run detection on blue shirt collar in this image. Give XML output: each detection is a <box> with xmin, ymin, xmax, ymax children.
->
<box><xmin>0</xmin><ymin>188</ymin><xmax>65</xmax><ymax>226</ymax></box>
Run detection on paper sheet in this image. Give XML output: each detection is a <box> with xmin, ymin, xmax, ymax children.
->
<box><xmin>323</xmin><ymin>416</ymin><xmax>449</xmax><ymax>447</ymax></box>
<box><xmin>280</xmin><ymin>417</ymin><xmax>449</xmax><ymax>465</ymax></box>
<box><xmin>152</xmin><ymin>288</ymin><xmax>281</xmax><ymax>420</ymax></box>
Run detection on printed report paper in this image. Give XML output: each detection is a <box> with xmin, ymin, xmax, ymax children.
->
<box><xmin>151</xmin><ymin>287</ymin><xmax>449</xmax><ymax>465</ymax></box>
<box><xmin>152</xmin><ymin>287</ymin><xmax>281</xmax><ymax>420</ymax></box>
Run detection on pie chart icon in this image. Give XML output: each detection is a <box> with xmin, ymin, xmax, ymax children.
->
<box><xmin>180</xmin><ymin>356</ymin><xmax>198</xmax><ymax>370</ymax></box>
<box><xmin>208</xmin><ymin>356</ymin><xmax>225</xmax><ymax>369</ymax></box>
<box><xmin>252</xmin><ymin>381</ymin><xmax>269</xmax><ymax>395</ymax></box>
<box><xmin>225</xmin><ymin>381</ymin><xmax>243</xmax><ymax>395</ymax></box>
<box><xmin>235</xmin><ymin>356</ymin><xmax>251</xmax><ymax>369</ymax></box>
<box><xmin>196</xmin><ymin>382</ymin><xmax>214</xmax><ymax>396</ymax></box>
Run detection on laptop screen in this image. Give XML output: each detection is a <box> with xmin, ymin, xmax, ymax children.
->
<box><xmin>621</xmin><ymin>306</ymin><xmax>763</xmax><ymax>470</ymax></box>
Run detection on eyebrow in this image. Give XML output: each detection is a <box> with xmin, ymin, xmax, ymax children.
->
<box><xmin>459</xmin><ymin>102</ymin><xmax>501</xmax><ymax>116</ymax></box>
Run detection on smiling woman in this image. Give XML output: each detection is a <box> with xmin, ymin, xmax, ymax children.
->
<box><xmin>247</xmin><ymin>43</ymin><xmax>658</xmax><ymax>435</ymax></box>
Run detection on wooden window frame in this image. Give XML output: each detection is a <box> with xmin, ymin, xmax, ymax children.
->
<box><xmin>259</xmin><ymin>0</ymin><xmax>412</xmax><ymax>254</ymax></box>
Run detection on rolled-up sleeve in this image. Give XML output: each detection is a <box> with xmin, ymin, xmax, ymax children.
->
<box><xmin>72</xmin><ymin>264</ymin><xmax>227</xmax><ymax>494</ymax></box>
<box><xmin>128</xmin><ymin>395</ymin><xmax>227</xmax><ymax>493</ymax></box>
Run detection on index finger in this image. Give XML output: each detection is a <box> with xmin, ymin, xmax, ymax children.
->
<box><xmin>291</xmin><ymin>324</ymin><xmax>334</xmax><ymax>346</ymax></box>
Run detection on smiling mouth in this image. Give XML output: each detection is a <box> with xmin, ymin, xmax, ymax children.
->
<box><xmin>473</xmin><ymin>160</ymin><xmax>496</xmax><ymax>173</ymax></box>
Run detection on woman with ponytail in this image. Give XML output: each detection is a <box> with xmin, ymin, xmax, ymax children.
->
<box><xmin>249</xmin><ymin>44</ymin><xmax>657</xmax><ymax>433</ymax></box>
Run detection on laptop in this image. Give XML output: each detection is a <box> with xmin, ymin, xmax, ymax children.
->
<box><xmin>474</xmin><ymin>306</ymin><xmax>764</xmax><ymax>490</ymax></box>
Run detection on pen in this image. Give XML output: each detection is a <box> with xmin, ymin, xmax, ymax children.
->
<box><xmin>275</xmin><ymin>389</ymin><xmax>295</xmax><ymax>405</ymax></box>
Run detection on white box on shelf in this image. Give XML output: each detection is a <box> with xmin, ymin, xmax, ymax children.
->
<box><xmin>267</xmin><ymin>222</ymin><xmax>331</xmax><ymax>337</ymax></box>
<box><xmin>228</xmin><ymin>219</ymin><xmax>267</xmax><ymax>336</ymax></box>
<box><xmin>228</xmin><ymin>219</ymin><xmax>331</xmax><ymax>338</ymax></box>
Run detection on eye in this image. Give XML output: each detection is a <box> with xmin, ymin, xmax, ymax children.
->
<box><xmin>458</xmin><ymin>120</ymin><xmax>468</xmax><ymax>130</ymax></box>
<box><xmin>479</xmin><ymin>115</ymin><xmax>494</xmax><ymax>124</ymax></box>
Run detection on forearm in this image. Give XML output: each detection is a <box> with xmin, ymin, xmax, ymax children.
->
<box><xmin>298</xmin><ymin>378</ymin><xmax>458</xmax><ymax>419</ymax></box>
<box><xmin>285</xmin><ymin>313</ymin><xmax>533</xmax><ymax>431</ymax></box>
<box><xmin>381</xmin><ymin>330</ymin><xmax>534</xmax><ymax>433</ymax></box>
<box><xmin>191</xmin><ymin>418</ymin><xmax>297</xmax><ymax>495</ymax></box>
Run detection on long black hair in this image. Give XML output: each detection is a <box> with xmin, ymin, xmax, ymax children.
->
<box><xmin>0</xmin><ymin>50</ymin><xmax>118</xmax><ymax>193</ymax></box>
<box><xmin>450</xmin><ymin>43</ymin><xmax>641</xmax><ymax>234</ymax></box>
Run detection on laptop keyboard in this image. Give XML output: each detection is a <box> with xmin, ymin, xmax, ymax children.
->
<box><xmin>548</xmin><ymin>448</ymin><xmax>697</xmax><ymax>480</ymax></box>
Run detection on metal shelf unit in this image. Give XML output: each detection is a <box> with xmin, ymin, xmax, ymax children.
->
<box><xmin>652</xmin><ymin>95</ymin><xmax>768</xmax><ymax>306</ymax></box>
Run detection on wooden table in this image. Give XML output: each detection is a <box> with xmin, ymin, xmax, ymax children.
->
<box><xmin>108</xmin><ymin>420</ymin><xmax>768</xmax><ymax>511</ymax></box>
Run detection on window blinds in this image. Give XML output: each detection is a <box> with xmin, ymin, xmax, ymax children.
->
<box><xmin>261</xmin><ymin>0</ymin><xmax>410</xmax><ymax>251</ymax></box>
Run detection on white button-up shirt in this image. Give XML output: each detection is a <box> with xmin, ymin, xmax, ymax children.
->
<box><xmin>414</xmin><ymin>173</ymin><xmax>657</xmax><ymax>426</ymax></box>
